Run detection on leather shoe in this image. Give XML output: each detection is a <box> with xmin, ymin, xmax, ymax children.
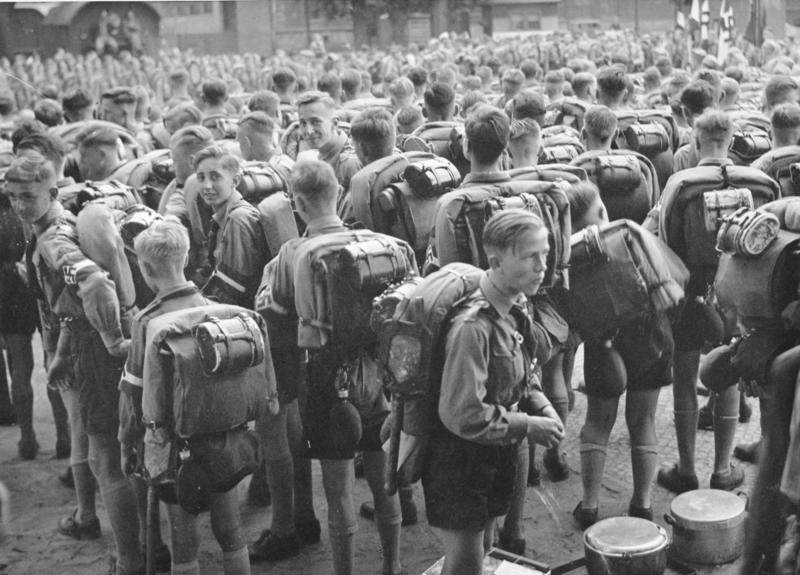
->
<box><xmin>657</xmin><ymin>464</ymin><xmax>699</xmax><ymax>494</ymax></box>
<box><xmin>739</xmin><ymin>398</ymin><xmax>752</xmax><ymax>423</ymax></box>
<box><xmin>544</xmin><ymin>450</ymin><xmax>569</xmax><ymax>482</ymax></box>
<box><xmin>527</xmin><ymin>464</ymin><xmax>542</xmax><ymax>487</ymax></box>
<box><xmin>697</xmin><ymin>403</ymin><xmax>714</xmax><ymax>431</ymax></box>
<box><xmin>18</xmin><ymin>437</ymin><xmax>39</xmax><ymax>460</ymax></box>
<box><xmin>710</xmin><ymin>463</ymin><xmax>745</xmax><ymax>491</ymax></box>
<box><xmin>628</xmin><ymin>502</ymin><xmax>653</xmax><ymax>521</ymax></box>
<box><xmin>497</xmin><ymin>529</ymin><xmax>526</xmax><ymax>555</ymax></box>
<box><xmin>249</xmin><ymin>529</ymin><xmax>301</xmax><ymax>562</ymax></box>
<box><xmin>57</xmin><ymin>508</ymin><xmax>101</xmax><ymax>540</ymax></box>
<box><xmin>573</xmin><ymin>502</ymin><xmax>598</xmax><ymax>530</ymax></box>
<box><xmin>734</xmin><ymin>440</ymin><xmax>761</xmax><ymax>463</ymax></box>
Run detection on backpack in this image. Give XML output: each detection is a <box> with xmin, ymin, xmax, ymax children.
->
<box><xmin>373</xmin><ymin>262</ymin><xmax>483</xmax><ymax>484</ymax></box>
<box><xmin>730</xmin><ymin>111</ymin><xmax>772</xmax><ymax>136</ymax></box>
<box><xmin>542</xmin><ymin>97</ymin><xmax>589</xmax><ymax>131</ymax></box>
<box><xmin>613</xmin><ymin>110</ymin><xmax>679</xmax><ymax>190</ymax></box>
<box><xmin>256</xmin><ymin>192</ymin><xmax>306</xmax><ymax>261</ymax></box>
<box><xmin>566</xmin><ymin>220</ymin><xmax>687</xmax><ymax>338</ymax></box>
<box><xmin>425</xmin><ymin>178</ymin><xmax>571</xmax><ymax>288</ymax></box>
<box><xmin>402</xmin><ymin>121</ymin><xmax>471</xmax><ymax>177</ymax></box>
<box><xmin>51</xmin><ymin>120</ymin><xmax>144</xmax><ymax>160</ymax></box>
<box><xmin>761</xmin><ymin>196</ymin><xmax>800</xmax><ymax>232</ymax></box>
<box><xmin>292</xmin><ymin>230</ymin><xmax>417</xmax><ymax>350</ymax></box>
<box><xmin>729</xmin><ymin>129</ymin><xmax>773</xmax><ymax>165</ymax></box>
<box><xmin>77</xmin><ymin>202</ymin><xmax>161</xmax><ymax>311</ymax></box>
<box><xmin>539</xmin><ymin>141</ymin><xmax>585</xmax><ymax>165</ymax></box>
<box><xmin>58</xmin><ymin>180</ymin><xmax>142</xmax><ymax>216</ymax></box>
<box><xmin>752</xmin><ymin>146</ymin><xmax>800</xmax><ymax>197</ymax></box>
<box><xmin>571</xmin><ymin>150</ymin><xmax>659</xmax><ymax>223</ymax></box>
<box><xmin>507</xmin><ymin>164</ymin><xmax>588</xmax><ymax>183</ymax></box>
<box><xmin>201</xmin><ymin>114</ymin><xmax>238</xmax><ymax>140</ymax></box>
<box><xmin>659</xmin><ymin>163</ymin><xmax>781</xmax><ymax>293</ymax></box>
<box><xmin>237</xmin><ymin>159</ymin><xmax>291</xmax><ymax>205</ymax></box>
<box><xmin>349</xmin><ymin>152</ymin><xmax>461</xmax><ymax>260</ymax></box>
<box><xmin>108</xmin><ymin>148</ymin><xmax>173</xmax><ymax>210</ymax></box>
<box><xmin>279</xmin><ymin>103</ymin><xmax>298</xmax><ymax>130</ymax></box>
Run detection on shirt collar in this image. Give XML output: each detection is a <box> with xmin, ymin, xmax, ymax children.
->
<box><xmin>153</xmin><ymin>282</ymin><xmax>199</xmax><ymax>303</ymax></box>
<box><xmin>463</xmin><ymin>171</ymin><xmax>511</xmax><ymax>185</ymax></box>
<box><xmin>305</xmin><ymin>214</ymin><xmax>344</xmax><ymax>235</ymax></box>
<box><xmin>479</xmin><ymin>273</ymin><xmax>525</xmax><ymax>320</ymax></box>
<box><xmin>33</xmin><ymin>201</ymin><xmax>65</xmax><ymax>236</ymax></box>
<box><xmin>697</xmin><ymin>157</ymin><xmax>734</xmax><ymax>167</ymax></box>
<box><xmin>211</xmin><ymin>190</ymin><xmax>245</xmax><ymax>225</ymax></box>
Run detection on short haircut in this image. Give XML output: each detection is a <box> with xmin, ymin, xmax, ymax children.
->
<box><xmin>395</xmin><ymin>105</ymin><xmax>424</xmax><ymax>131</ymax></box>
<box><xmin>572</xmin><ymin>72</ymin><xmax>596</xmax><ymax>97</ymax></box>
<box><xmin>10</xmin><ymin>120</ymin><xmax>45</xmax><ymax>153</ymax></box>
<box><xmin>512</xmin><ymin>90</ymin><xmax>546</xmax><ymax>120</ymax></box>
<box><xmin>77</xmin><ymin>125</ymin><xmax>120</xmax><ymax>149</ymax></box>
<box><xmin>655</xmin><ymin>57</ymin><xmax>673</xmax><ymax>77</ymax></box>
<box><xmin>239</xmin><ymin>111</ymin><xmax>276</xmax><ymax>135</ymax></box>
<box><xmin>771</xmin><ymin>103</ymin><xmax>800</xmax><ymax>131</ymax></box>
<box><xmin>317</xmin><ymin>72</ymin><xmax>342</xmax><ymax>101</ymax></box>
<box><xmin>694</xmin><ymin>69</ymin><xmax>722</xmax><ymax>100</ymax></box>
<box><xmin>0</xmin><ymin>94</ymin><xmax>14</xmax><ymax>116</ymax></box>
<box><xmin>170</xmin><ymin>125</ymin><xmax>214</xmax><ymax>150</ymax></box>
<box><xmin>503</xmin><ymin>68</ymin><xmax>525</xmax><ymax>85</ymax></box>
<box><xmin>16</xmin><ymin>132</ymin><xmax>67</xmax><ymax>168</ymax></box>
<box><xmin>350</xmin><ymin>107</ymin><xmax>395</xmax><ymax>157</ymax></box>
<box><xmin>462</xmin><ymin>76</ymin><xmax>483</xmax><ymax>91</ymax></box>
<box><xmin>583</xmin><ymin>105</ymin><xmax>618</xmax><ymax>141</ymax></box>
<box><xmin>724</xmin><ymin>66</ymin><xmax>744</xmax><ymax>83</ymax></box>
<box><xmin>544</xmin><ymin>70</ymin><xmax>564</xmax><ymax>84</ymax></box>
<box><xmin>4</xmin><ymin>152</ymin><xmax>56</xmax><ymax>184</ymax></box>
<box><xmin>101</xmin><ymin>87</ymin><xmax>136</xmax><ymax>106</ymax></box>
<box><xmin>248</xmin><ymin>90</ymin><xmax>280</xmax><ymax>116</ymax></box>
<box><xmin>192</xmin><ymin>144</ymin><xmax>240</xmax><ymax>174</ymax></box>
<box><xmin>509</xmin><ymin>118</ymin><xmax>541</xmax><ymax>142</ymax></box>
<box><xmin>680</xmin><ymin>80</ymin><xmax>715</xmax><ymax>116</ymax></box>
<box><xmin>435</xmin><ymin>67</ymin><xmax>457</xmax><ymax>87</ymax></box>
<box><xmin>596</xmin><ymin>65</ymin><xmax>628</xmax><ymax>99</ymax></box>
<box><xmin>476</xmin><ymin>66</ymin><xmax>493</xmax><ymax>84</ymax></box>
<box><xmin>765</xmin><ymin>76</ymin><xmax>800</xmax><ymax>110</ymax></box>
<box><xmin>423</xmin><ymin>81</ymin><xmax>455</xmax><ymax>116</ymax></box>
<box><xmin>272</xmin><ymin>68</ymin><xmax>297</xmax><ymax>91</ymax></box>
<box><xmin>465</xmin><ymin>104</ymin><xmax>510</xmax><ymax>165</ymax></box>
<box><xmin>720</xmin><ymin>77</ymin><xmax>740</xmax><ymax>100</ymax></box>
<box><xmin>164</xmin><ymin>102</ymin><xmax>203</xmax><ymax>127</ymax></box>
<box><xmin>389</xmin><ymin>77</ymin><xmax>414</xmax><ymax>101</ymax></box>
<box><xmin>483</xmin><ymin>209</ymin><xmax>545</xmax><ymax>255</ymax></box>
<box><xmin>643</xmin><ymin>66</ymin><xmax>662</xmax><ymax>88</ymax></box>
<box><xmin>62</xmin><ymin>88</ymin><xmax>92</xmax><ymax>118</ymax></box>
<box><xmin>341</xmin><ymin>69</ymin><xmax>362</xmax><ymax>95</ymax></box>
<box><xmin>568</xmin><ymin>181</ymin><xmax>601</xmax><ymax>227</ymax></box>
<box><xmin>460</xmin><ymin>90</ymin><xmax>489</xmax><ymax>116</ymax></box>
<box><xmin>520</xmin><ymin>59</ymin><xmax>541</xmax><ymax>80</ymax></box>
<box><xmin>290</xmin><ymin>159</ymin><xmax>338</xmax><ymax>205</ymax></box>
<box><xmin>694</xmin><ymin>110</ymin><xmax>734</xmax><ymax>145</ymax></box>
<box><xmin>407</xmin><ymin>66</ymin><xmax>428</xmax><ymax>89</ymax></box>
<box><xmin>169</xmin><ymin>68</ymin><xmax>189</xmax><ymax>85</ymax></box>
<box><xmin>296</xmin><ymin>90</ymin><xmax>336</xmax><ymax>111</ymax></box>
<box><xmin>134</xmin><ymin>216</ymin><xmax>189</xmax><ymax>268</ymax></box>
<box><xmin>201</xmin><ymin>78</ymin><xmax>228</xmax><ymax>106</ymax></box>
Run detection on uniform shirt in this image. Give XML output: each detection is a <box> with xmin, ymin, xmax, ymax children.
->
<box><xmin>439</xmin><ymin>273</ymin><xmax>552</xmax><ymax>446</ymax></box>
<box><xmin>27</xmin><ymin>201</ymin><xmax>125</xmax><ymax>351</ymax></box>
<box><xmin>202</xmin><ymin>190</ymin><xmax>269</xmax><ymax>308</ymax></box>
<box><xmin>316</xmin><ymin>130</ymin><xmax>362</xmax><ymax>219</ymax></box>
<box><xmin>673</xmin><ymin>142</ymin><xmax>699</xmax><ymax>172</ymax></box>
<box><xmin>118</xmin><ymin>282</ymin><xmax>206</xmax><ymax>445</ymax></box>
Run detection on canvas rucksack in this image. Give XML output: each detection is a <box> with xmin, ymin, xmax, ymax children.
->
<box><xmin>58</xmin><ymin>180</ymin><xmax>142</xmax><ymax>216</ymax></box>
<box><xmin>539</xmin><ymin>128</ymin><xmax>585</xmax><ymax>166</ymax></box>
<box><xmin>542</xmin><ymin>97</ymin><xmax>589</xmax><ymax>131</ymax></box>
<box><xmin>659</xmin><ymin>163</ymin><xmax>781</xmax><ymax>294</ymax></box>
<box><xmin>349</xmin><ymin>151</ymin><xmax>461</xmax><ymax>261</ymax></box>
<box><xmin>402</xmin><ymin>121</ymin><xmax>471</xmax><ymax>177</ymax></box>
<box><xmin>613</xmin><ymin>110</ymin><xmax>679</xmax><ymax>191</ymax></box>
<box><xmin>256</xmin><ymin>191</ymin><xmax>306</xmax><ymax>261</ymax></box>
<box><xmin>571</xmin><ymin>149</ymin><xmax>660</xmax><ymax>224</ymax></box>
<box><xmin>729</xmin><ymin>128</ymin><xmax>773</xmax><ymax>165</ymax></box>
<box><xmin>752</xmin><ymin>145</ymin><xmax>800</xmax><ymax>197</ymax></box>
<box><xmin>292</xmin><ymin>230</ymin><xmax>417</xmax><ymax>350</ymax></box>
<box><xmin>237</xmin><ymin>158</ymin><xmax>293</xmax><ymax>205</ymax></box>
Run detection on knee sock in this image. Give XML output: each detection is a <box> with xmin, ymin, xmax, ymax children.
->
<box><xmin>99</xmin><ymin>477</ymin><xmax>143</xmax><ymax>574</ymax></box>
<box><xmin>674</xmin><ymin>409</ymin><xmax>699</xmax><ymax>477</ymax></box>
<box><xmin>47</xmin><ymin>385</ymin><xmax>70</xmax><ymax>447</ymax></box>
<box><xmin>398</xmin><ymin>483</ymin><xmax>416</xmax><ymax>519</ymax></box>
<box><xmin>73</xmin><ymin>461</ymin><xmax>97</xmax><ymax>524</ymax></box>
<box><xmin>222</xmin><ymin>546</ymin><xmax>250</xmax><ymax>575</ymax></box>
<box><xmin>713</xmin><ymin>388</ymin><xmax>740</xmax><ymax>475</ymax></box>
<box><xmin>293</xmin><ymin>454</ymin><xmax>317</xmax><ymax>525</ymax></box>
<box><xmin>171</xmin><ymin>560</ymin><xmax>200</xmax><ymax>575</ymax></box>
<box><xmin>579</xmin><ymin>442</ymin><xmax>607</xmax><ymax>509</ymax></box>
<box><xmin>12</xmin><ymin>394</ymin><xmax>35</xmax><ymax>443</ymax></box>
<box><xmin>265</xmin><ymin>455</ymin><xmax>295</xmax><ymax>535</ymax></box>
<box><xmin>630</xmin><ymin>445</ymin><xmax>658</xmax><ymax>509</ymax></box>
<box><xmin>329</xmin><ymin>527</ymin><xmax>356</xmax><ymax>575</ymax></box>
<box><xmin>503</xmin><ymin>440</ymin><xmax>529</xmax><ymax>540</ymax></box>
<box><xmin>375</xmin><ymin>509</ymin><xmax>402</xmax><ymax>575</ymax></box>
<box><xmin>547</xmin><ymin>399</ymin><xmax>570</xmax><ymax>459</ymax></box>
<box><xmin>130</xmin><ymin>475</ymin><xmax>163</xmax><ymax>549</ymax></box>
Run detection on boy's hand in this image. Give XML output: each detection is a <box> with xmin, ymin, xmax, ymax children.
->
<box><xmin>47</xmin><ymin>353</ymin><xmax>74</xmax><ymax>391</ymax></box>
<box><xmin>526</xmin><ymin>415</ymin><xmax>565</xmax><ymax>449</ymax></box>
<box><xmin>108</xmin><ymin>339</ymin><xmax>131</xmax><ymax>359</ymax></box>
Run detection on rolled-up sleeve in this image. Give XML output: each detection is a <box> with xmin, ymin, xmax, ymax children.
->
<box><xmin>438</xmin><ymin>318</ymin><xmax>529</xmax><ymax>445</ymax></box>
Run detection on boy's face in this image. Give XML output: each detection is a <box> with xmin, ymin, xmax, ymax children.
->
<box><xmin>5</xmin><ymin>180</ymin><xmax>55</xmax><ymax>224</ymax></box>
<box><xmin>196</xmin><ymin>156</ymin><xmax>238</xmax><ymax>209</ymax></box>
<box><xmin>493</xmin><ymin>227</ymin><xmax>549</xmax><ymax>297</ymax></box>
<box><xmin>298</xmin><ymin>101</ymin><xmax>336</xmax><ymax>150</ymax></box>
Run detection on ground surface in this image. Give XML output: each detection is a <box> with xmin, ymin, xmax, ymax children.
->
<box><xmin>0</xmin><ymin>338</ymin><xmax>762</xmax><ymax>575</ymax></box>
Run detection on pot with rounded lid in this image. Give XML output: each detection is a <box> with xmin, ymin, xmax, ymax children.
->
<box><xmin>584</xmin><ymin>517</ymin><xmax>669</xmax><ymax>575</ymax></box>
<box><xmin>664</xmin><ymin>488</ymin><xmax>748</xmax><ymax>565</ymax></box>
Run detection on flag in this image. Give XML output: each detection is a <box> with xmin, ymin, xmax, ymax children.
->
<box><xmin>676</xmin><ymin>9</ymin><xmax>687</xmax><ymax>30</ymax></box>
<box><xmin>745</xmin><ymin>0</ymin><xmax>766</xmax><ymax>47</ymax></box>
<box><xmin>689</xmin><ymin>0</ymin><xmax>701</xmax><ymax>33</ymax></box>
<box><xmin>700</xmin><ymin>0</ymin><xmax>710</xmax><ymax>42</ymax></box>
<box><xmin>718</xmin><ymin>0</ymin><xmax>735</xmax><ymax>63</ymax></box>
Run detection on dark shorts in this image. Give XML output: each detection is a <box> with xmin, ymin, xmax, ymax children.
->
<box><xmin>68</xmin><ymin>320</ymin><xmax>123</xmax><ymax>436</ymax></box>
<box><xmin>272</xmin><ymin>346</ymin><xmax>302</xmax><ymax>405</ymax></box>
<box><xmin>585</xmin><ymin>313</ymin><xmax>674</xmax><ymax>398</ymax></box>
<box><xmin>422</xmin><ymin>425</ymin><xmax>518</xmax><ymax>532</ymax></box>
<box><xmin>300</xmin><ymin>350</ymin><xmax>388</xmax><ymax>460</ymax></box>
<box><xmin>671</xmin><ymin>298</ymin><xmax>726</xmax><ymax>353</ymax></box>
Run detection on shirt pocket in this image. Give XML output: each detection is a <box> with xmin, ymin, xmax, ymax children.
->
<box><xmin>487</xmin><ymin>335</ymin><xmax>525</xmax><ymax>406</ymax></box>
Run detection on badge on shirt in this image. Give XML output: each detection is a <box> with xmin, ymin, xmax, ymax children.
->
<box><xmin>62</xmin><ymin>264</ymin><xmax>78</xmax><ymax>285</ymax></box>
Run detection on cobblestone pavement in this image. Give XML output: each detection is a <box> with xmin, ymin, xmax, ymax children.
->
<box><xmin>0</xmin><ymin>342</ymin><xmax>764</xmax><ymax>574</ymax></box>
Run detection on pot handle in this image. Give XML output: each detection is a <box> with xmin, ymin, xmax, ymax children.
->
<box><xmin>736</xmin><ymin>490</ymin><xmax>751</xmax><ymax>510</ymax></box>
<box><xmin>663</xmin><ymin>513</ymin><xmax>677</xmax><ymax>526</ymax></box>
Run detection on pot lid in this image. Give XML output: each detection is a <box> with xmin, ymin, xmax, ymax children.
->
<box><xmin>585</xmin><ymin>517</ymin><xmax>669</xmax><ymax>554</ymax></box>
<box><xmin>669</xmin><ymin>489</ymin><xmax>747</xmax><ymax>530</ymax></box>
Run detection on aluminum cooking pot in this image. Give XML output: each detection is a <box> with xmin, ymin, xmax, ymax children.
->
<box><xmin>584</xmin><ymin>516</ymin><xmax>669</xmax><ymax>575</ymax></box>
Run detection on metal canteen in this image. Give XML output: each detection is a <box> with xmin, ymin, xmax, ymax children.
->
<box><xmin>664</xmin><ymin>488</ymin><xmax>748</xmax><ymax>565</ymax></box>
<box><xmin>584</xmin><ymin>517</ymin><xmax>668</xmax><ymax>575</ymax></box>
